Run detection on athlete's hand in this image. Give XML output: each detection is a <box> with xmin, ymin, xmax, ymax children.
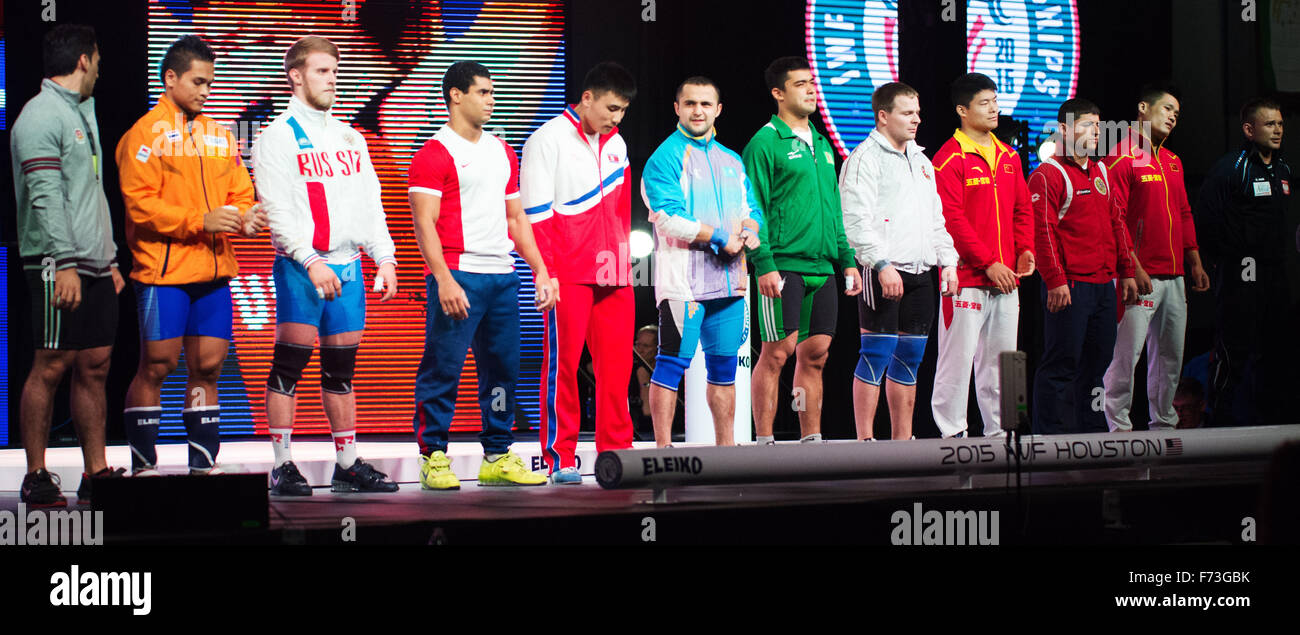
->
<box><xmin>1016</xmin><ymin>250</ymin><xmax>1036</xmax><ymax>278</ymax></box>
<box><xmin>1119</xmin><ymin>277</ymin><xmax>1139</xmax><ymax>305</ymax></box>
<box><xmin>758</xmin><ymin>271</ymin><xmax>783</xmax><ymax>298</ymax></box>
<box><xmin>1134</xmin><ymin>266</ymin><xmax>1153</xmax><ymax>296</ymax></box>
<box><xmin>1046</xmin><ymin>284</ymin><xmax>1071</xmax><ymax>313</ymax></box>
<box><xmin>940</xmin><ymin>266</ymin><xmax>959</xmax><ymax>297</ymax></box>
<box><xmin>1187</xmin><ymin>263</ymin><xmax>1210</xmax><ymax>292</ymax></box>
<box><xmin>375</xmin><ymin>262</ymin><xmax>398</xmax><ymax>302</ymax></box>
<box><xmin>53</xmin><ymin>268</ymin><xmax>82</xmax><ymax>311</ymax></box>
<box><xmin>110</xmin><ymin>267</ymin><xmax>125</xmax><ymax>295</ymax></box>
<box><xmin>308</xmin><ymin>261</ymin><xmax>342</xmax><ymax>301</ymax></box>
<box><xmin>722</xmin><ymin>233</ymin><xmax>745</xmax><ymax>257</ymax></box>
<box><xmin>984</xmin><ymin>262</ymin><xmax>1018</xmax><ymax>294</ymax></box>
<box><xmin>549</xmin><ymin>277</ymin><xmax>561</xmax><ymax>304</ymax></box>
<box><xmin>740</xmin><ymin>219</ymin><xmax>761</xmax><ymax>250</ymax></box>
<box><xmin>878</xmin><ymin>265</ymin><xmax>903</xmax><ymax>300</ymax></box>
<box><xmin>241</xmin><ymin>203</ymin><xmax>269</xmax><ymax>237</ymax></box>
<box><xmin>204</xmin><ymin>205</ymin><xmax>243</xmax><ymax>234</ymax></box>
<box><xmin>844</xmin><ymin>267</ymin><xmax>863</xmax><ymax>296</ymax></box>
<box><xmin>534</xmin><ymin>271</ymin><xmax>557</xmax><ymax>312</ymax></box>
<box><xmin>437</xmin><ymin>274</ymin><xmax>471</xmax><ymax>320</ymax></box>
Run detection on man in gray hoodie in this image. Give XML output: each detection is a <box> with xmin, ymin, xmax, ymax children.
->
<box><xmin>11</xmin><ymin>24</ymin><xmax>124</xmax><ymax>507</ymax></box>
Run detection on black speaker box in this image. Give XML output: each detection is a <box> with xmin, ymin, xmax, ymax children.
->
<box><xmin>90</xmin><ymin>473</ymin><xmax>269</xmax><ymax>540</ymax></box>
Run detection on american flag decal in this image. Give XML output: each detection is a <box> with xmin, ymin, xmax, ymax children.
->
<box><xmin>1165</xmin><ymin>438</ymin><xmax>1184</xmax><ymax>456</ymax></box>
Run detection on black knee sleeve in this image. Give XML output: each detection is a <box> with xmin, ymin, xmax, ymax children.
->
<box><xmin>320</xmin><ymin>344</ymin><xmax>358</xmax><ymax>395</ymax></box>
<box><xmin>267</xmin><ymin>342</ymin><xmax>313</xmax><ymax>396</ymax></box>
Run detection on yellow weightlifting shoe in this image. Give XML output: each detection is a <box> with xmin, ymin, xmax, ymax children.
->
<box><xmin>477</xmin><ymin>451</ymin><xmax>547</xmax><ymax>486</ymax></box>
<box><xmin>420</xmin><ymin>450</ymin><xmax>461</xmax><ymax>490</ymax></box>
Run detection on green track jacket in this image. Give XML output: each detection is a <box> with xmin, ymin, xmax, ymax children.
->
<box><xmin>741</xmin><ymin>115</ymin><xmax>854</xmax><ymax>276</ymax></box>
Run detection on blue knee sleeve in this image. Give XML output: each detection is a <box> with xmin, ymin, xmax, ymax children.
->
<box><xmin>704</xmin><ymin>354</ymin><xmax>737</xmax><ymax>385</ymax></box>
<box><xmin>650</xmin><ymin>354</ymin><xmax>691</xmax><ymax>390</ymax></box>
<box><xmin>886</xmin><ymin>334</ymin><xmax>927</xmax><ymax>385</ymax></box>
<box><xmin>855</xmin><ymin>333</ymin><xmax>898</xmax><ymax>386</ymax></box>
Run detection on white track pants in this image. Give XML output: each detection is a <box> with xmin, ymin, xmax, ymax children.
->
<box><xmin>932</xmin><ymin>287</ymin><xmax>1019</xmax><ymax>437</ymax></box>
<box><xmin>1103</xmin><ymin>277</ymin><xmax>1186</xmax><ymax>431</ymax></box>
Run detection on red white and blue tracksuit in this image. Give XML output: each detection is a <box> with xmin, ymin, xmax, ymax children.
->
<box><xmin>521</xmin><ymin>106</ymin><xmax>634</xmax><ymax>471</ymax></box>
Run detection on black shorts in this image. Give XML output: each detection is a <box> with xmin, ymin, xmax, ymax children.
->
<box><xmin>25</xmin><ymin>269</ymin><xmax>119</xmax><ymax>350</ymax></box>
<box><xmin>754</xmin><ymin>271</ymin><xmax>837</xmax><ymax>343</ymax></box>
<box><xmin>858</xmin><ymin>266</ymin><xmax>934</xmax><ymax>335</ymax></box>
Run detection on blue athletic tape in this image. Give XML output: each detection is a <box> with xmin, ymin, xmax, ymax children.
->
<box><xmin>704</xmin><ymin>353</ymin><xmax>737</xmax><ymax>385</ymax></box>
<box><xmin>650</xmin><ymin>354</ymin><xmax>692</xmax><ymax>390</ymax></box>
<box><xmin>855</xmin><ymin>333</ymin><xmax>897</xmax><ymax>386</ymax></box>
<box><xmin>886</xmin><ymin>334</ymin><xmax>927</xmax><ymax>385</ymax></box>
<box><xmin>709</xmin><ymin>226</ymin><xmax>729</xmax><ymax>253</ymax></box>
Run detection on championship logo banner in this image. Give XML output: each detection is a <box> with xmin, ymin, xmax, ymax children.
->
<box><xmin>807</xmin><ymin>0</ymin><xmax>1078</xmax><ymax>165</ymax></box>
<box><xmin>806</xmin><ymin>0</ymin><xmax>901</xmax><ymax>159</ymax></box>
<box><xmin>968</xmin><ymin>0</ymin><xmax>1079</xmax><ymax>166</ymax></box>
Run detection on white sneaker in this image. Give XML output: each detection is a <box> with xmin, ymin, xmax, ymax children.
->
<box><xmin>549</xmin><ymin>466</ymin><xmax>582</xmax><ymax>485</ymax></box>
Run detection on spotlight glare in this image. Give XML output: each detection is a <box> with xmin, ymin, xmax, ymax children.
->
<box><xmin>630</xmin><ymin>230</ymin><xmax>654</xmax><ymax>259</ymax></box>
<box><xmin>1038</xmin><ymin>139</ymin><xmax>1057</xmax><ymax>164</ymax></box>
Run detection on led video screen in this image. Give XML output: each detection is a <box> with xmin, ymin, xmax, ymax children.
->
<box><xmin>145</xmin><ymin>0</ymin><xmax>565</xmax><ymax>436</ymax></box>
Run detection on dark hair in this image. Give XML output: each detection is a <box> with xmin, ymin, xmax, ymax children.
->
<box><xmin>950</xmin><ymin>72</ymin><xmax>997</xmax><ymax>109</ymax></box>
<box><xmin>676</xmin><ymin>76</ymin><xmax>719</xmax><ymax>101</ymax></box>
<box><xmin>443</xmin><ymin>61</ymin><xmax>492</xmax><ymax>105</ymax></box>
<box><xmin>1240</xmin><ymin>97</ymin><xmax>1283</xmax><ymax>125</ymax></box>
<box><xmin>1174</xmin><ymin>377</ymin><xmax>1205</xmax><ymax>401</ymax></box>
<box><xmin>872</xmin><ymin>82</ymin><xmax>918</xmax><ymax>116</ymax></box>
<box><xmin>764</xmin><ymin>56</ymin><xmax>811</xmax><ymax>93</ymax></box>
<box><xmin>1138</xmin><ymin>82</ymin><xmax>1180</xmax><ymax>107</ymax></box>
<box><xmin>583</xmin><ymin>61</ymin><xmax>636</xmax><ymax>102</ymax></box>
<box><xmin>43</xmin><ymin>24</ymin><xmax>98</xmax><ymax>78</ymax></box>
<box><xmin>1057</xmin><ymin>98</ymin><xmax>1100</xmax><ymax>123</ymax></box>
<box><xmin>160</xmin><ymin>35</ymin><xmax>216</xmax><ymax>84</ymax></box>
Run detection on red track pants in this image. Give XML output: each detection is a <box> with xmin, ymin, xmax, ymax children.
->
<box><xmin>539</xmin><ymin>283</ymin><xmax>634</xmax><ymax>471</ymax></box>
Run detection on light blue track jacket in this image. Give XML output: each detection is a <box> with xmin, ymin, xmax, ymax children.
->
<box><xmin>640</xmin><ymin>124</ymin><xmax>763</xmax><ymax>303</ymax></box>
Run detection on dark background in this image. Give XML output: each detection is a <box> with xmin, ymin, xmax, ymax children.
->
<box><xmin>567</xmin><ymin>0</ymin><xmax>1298</xmax><ymax>439</ymax></box>
<box><xmin>3</xmin><ymin>0</ymin><xmax>1297</xmax><ymax>444</ymax></box>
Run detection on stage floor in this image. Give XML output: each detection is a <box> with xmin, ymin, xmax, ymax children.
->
<box><xmin>0</xmin><ymin>440</ymin><xmax>654</xmax><ymax>493</ymax></box>
<box><xmin>0</xmin><ymin>440</ymin><xmax>1274</xmax><ymax>545</ymax></box>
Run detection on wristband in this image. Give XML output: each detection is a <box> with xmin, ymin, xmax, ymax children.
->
<box><xmin>709</xmin><ymin>226</ymin><xmax>729</xmax><ymax>253</ymax></box>
<box><xmin>872</xmin><ymin>259</ymin><xmax>891</xmax><ymax>272</ymax></box>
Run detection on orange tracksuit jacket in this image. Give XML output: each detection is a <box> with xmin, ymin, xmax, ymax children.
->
<box><xmin>115</xmin><ymin>95</ymin><xmax>255</xmax><ymax>285</ymax></box>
